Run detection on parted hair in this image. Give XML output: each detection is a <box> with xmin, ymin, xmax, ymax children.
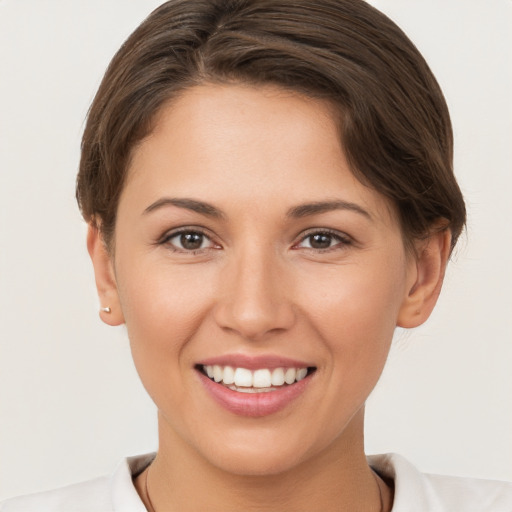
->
<box><xmin>76</xmin><ymin>0</ymin><xmax>466</xmax><ymax>252</ymax></box>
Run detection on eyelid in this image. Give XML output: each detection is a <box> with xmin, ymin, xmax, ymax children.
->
<box><xmin>156</xmin><ymin>226</ymin><xmax>352</xmax><ymax>253</ymax></box>
<box><xmin>157</xmin><ymin>226</ymin><xmax>221</xmax><ymax>250</ymax></box>
<box><xmin>159</xmin><ymin>226</ymin><xmax>207</xmax><ymax>242</ymax></box>
<box><xmin>292</xmin><ymin>228</ymin><xmax>353</xmax><ymax>250</ymax></box>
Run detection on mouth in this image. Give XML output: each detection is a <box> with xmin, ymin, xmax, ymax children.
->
<box><xmin>196</xmin><ymin>364</ymin><xmax>317</xmax><ymax>393</ymax></box>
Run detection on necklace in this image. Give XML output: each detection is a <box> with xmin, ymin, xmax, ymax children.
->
<box><xmin>144</xmin><ymin>465</ymin><xmax>156</xmax><ymax>512</ymax></box>
<box><xmin>373</xmin><ymin>469</ymin><xmax>385</xmax><ymax>512</ymax></box>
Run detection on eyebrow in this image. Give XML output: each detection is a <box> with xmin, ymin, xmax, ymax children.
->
<box><xmin>143</xmin><ymin>197</ymin><xmax>225</xmax><ymax>219</ymax></box>
<box><xmin>143</xmin><ymin>197</ymin><xmax>371</xmax><ymax>221</ymax></box>
<box><xmin>286</xmin><ymin>200</ymin><xmax>371</xmax><ymax>220</ymax></box>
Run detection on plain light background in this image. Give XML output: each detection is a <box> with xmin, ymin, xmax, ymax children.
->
<box><xmin>1</xmin><ymin>0</ymin><xmax>511</xmax><ymax>501</ymax></box>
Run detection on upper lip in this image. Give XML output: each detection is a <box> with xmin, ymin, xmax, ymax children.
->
<box><xmin>196</xmin><ymin>354</ymin><xmax>314</xmax><ymax>370</ymax></box>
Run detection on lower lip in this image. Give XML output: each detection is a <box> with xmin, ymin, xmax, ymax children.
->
<box><xmin>197</xmin><ymin>371</ymin><xmax>312</xmax><ymax>417</ymax></box>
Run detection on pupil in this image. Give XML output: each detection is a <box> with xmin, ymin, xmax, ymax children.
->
<box><xmin>310</xmin><ymin>233</ymin><xmax>331</xmax><ymax>249</ymax></box>
<box><xmin>180</xmin><ymin>233</ymin><xmax>203</xmax><ymax>250</ymax></box>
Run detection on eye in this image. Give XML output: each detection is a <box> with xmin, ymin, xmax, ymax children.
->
<box><xmin>295</xmin><ymin>230</ymin><xmax>350</xmax><ymax>251</ymax></box>
<box><xmin>162</xmin><ymin>229</ymin><xmax>217</xmax><ymax>252</ymax></box>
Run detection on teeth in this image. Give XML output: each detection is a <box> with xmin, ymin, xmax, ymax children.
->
<box><xmin>213</xmin><ymin>365</ymin><xmax>223</xmax><ymax>383</ymax></box>
<box><xmin>284</xmin><ymin>368</ymin><xmax>296</xmax><ymax>385</ymax></box>
<box><xmin>202</xmin><ymin>365</ymin><xmax>311</xmax><ymax>389</ymax></box>
<box><xmin>222</xmin><ymin>365</ymin><xmax>235</xmax><ymax>385</ymax></box>
<box><xmin>296</xmin><ymin>368</ymin><xmax>308</xmax><ymax>381</ymax></box>
<box><xmin>271</xmin><ymin>368</ymin><xmax>285</xmax><ymax>386</ymax></box>
<box><xmin>253</xmin><ymin>369</ymin><xmax>272</xmax><ymax>388</ymax></box>
<box><xmin>234</xmin><ymin>367</ymin><xmax>253</xmax><ymax>387</ymax></box>
<box><xmin>228</xmin><ymin>385</ymin><xmax>276</xmax><ymax>393</ymax></box>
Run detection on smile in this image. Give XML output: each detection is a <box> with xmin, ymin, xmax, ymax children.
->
<box><xmin>202</xmin><ymin>365</ymin><xmax>310</xmax><ymax>392</ymax></box>
<box><xmin>196</xmin><ymin>360</ymin><xmax>316</xmax><ymax>417</ymax></box>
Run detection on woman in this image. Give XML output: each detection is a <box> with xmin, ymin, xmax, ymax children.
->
<box><xmin>2</xmin><ymin>0</ymin><xmax>511</xmax><ymax>510</ymax></box>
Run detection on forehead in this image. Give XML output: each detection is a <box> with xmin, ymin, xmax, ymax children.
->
<box><xmin>135</xmin><ymin>83</ymin><xmax>339</xmax><ymax>180</ymax></box>
<box><xmin>124</xmin><ymin>83</ymin><xmax>398</xmax><ymax>226</ymax></box>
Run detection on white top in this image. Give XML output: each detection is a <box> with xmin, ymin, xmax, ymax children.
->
<box><xmin>1</xmin><ymin>453</ymin><xmax>512</xmax><ymax>511</ymax></box>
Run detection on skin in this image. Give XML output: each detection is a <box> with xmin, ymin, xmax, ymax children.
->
<box><xmin>88</xmin><ymin>84</ymin><xmax>451</xmax><ymax>511</ymax></box>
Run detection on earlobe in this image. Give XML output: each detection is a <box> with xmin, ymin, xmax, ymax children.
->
<box><xmin>87</xmin><ymin>224</ymin><xmax>125</xmax><ymax>326</ymax></box>
<box><xmin>397</xmin><ymin>227</ymin><xmax>452</xmax><ymax>328</ymax></box>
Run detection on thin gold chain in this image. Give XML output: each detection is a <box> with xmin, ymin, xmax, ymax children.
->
<box><xmin>144</xmin><ymin>465</ymin><xmax>156</xmax><ymax>512</ymax></box>
<box><xmin>373</xmin><ymin>469</ymin><xmax>385</xmax><ymax>512</ymax></box>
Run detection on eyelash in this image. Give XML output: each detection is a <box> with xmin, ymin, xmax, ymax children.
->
<box><xmin>158</xmin><ymin>227</ymin><xmax>218</xmax><ymax>255</ymax></box>
<box><xmin>158</xmin><ymin>227</ymin><xmax>352</xmax><ymax>254</ymax></box>
<box><xmin>293</xmin><ymin>229</ymin><xmax>352</xmax><ymax>253</ymax></box>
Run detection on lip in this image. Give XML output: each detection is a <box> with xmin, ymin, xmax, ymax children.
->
<box><xmin>197</xmin><ymin>369</ymin><xmax>313</xmax><ymax>417</ymax></box>
<box><xmin>196</xmin><ymin>354</ymin><xmax>312</xmax><ymax>370</ymax></box>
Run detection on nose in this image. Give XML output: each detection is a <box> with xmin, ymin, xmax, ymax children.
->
<box><xmin>213</xmin><ymin>245</ymin><xmax>296</xmax><ymax>341</ymax></box>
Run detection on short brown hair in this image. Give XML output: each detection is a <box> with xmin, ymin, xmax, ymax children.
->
<box><xmin>76</xmin><ymin>0</ymin><xmax>466</xmax><ymax>252</ymax></box>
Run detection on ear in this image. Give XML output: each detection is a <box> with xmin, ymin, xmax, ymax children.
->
<box><xmin>397</xmin><ymin>227</ymin><xmax>452</xmax><ymax>328</ymax></box>
<box><xmin>87</xmin><ymin>224</ymin><xmax>125</xmax><ymax>326</ymax></box>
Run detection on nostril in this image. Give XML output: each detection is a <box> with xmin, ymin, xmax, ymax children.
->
<box><xmin>213</xmin><ymin>300</ymin><xmax>296</xmax><ymax>342</ymax></box>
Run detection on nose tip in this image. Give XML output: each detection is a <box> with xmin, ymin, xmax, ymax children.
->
<box><xmin>218</xmin><ymin>298</ymin><xmax>295</xmax><ymax>341</ymax></box>
<box><xmin>213</xmin><ymin>257</ymin><xmax>296</xmax><ymax>341</ymax></box>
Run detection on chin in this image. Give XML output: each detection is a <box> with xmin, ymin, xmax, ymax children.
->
<box><xmin>193</xmin><ymin>427</ymin><xmax>324</xmax><ymax>478</ymax></box>
<box><xmin>209</xmin><ymin>447</ymin><xmax>306</xmax><ymax>477</ymax></box>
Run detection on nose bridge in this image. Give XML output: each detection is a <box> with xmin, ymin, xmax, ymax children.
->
<box><xmin>214</xmin><ymin>240</ymin><xmax>295</xmax><ymax>340</ymax></box>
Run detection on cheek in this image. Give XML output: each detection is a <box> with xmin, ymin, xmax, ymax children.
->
<box><xmin>300</xmin><ymin>254</ymin><xmax>407</xmax><ymax>372</ymax></box>
<box><xmin>118</xmin><ymin>255</ymin><xmax>217</xmax><ymax>333</ymax></box>
<box><xmin>115</xmin><ymin>260</ymin><xmax>217</xmax><ymax>397</ymax></box>
<box><xmin>292</xmin><ymin>257</ymin><xmax>407</xmax><ymax>441</ymax></box>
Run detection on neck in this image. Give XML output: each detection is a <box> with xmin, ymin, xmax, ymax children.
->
<box><xmin>136</xmin><ymin>409</ymin><xmax>391</xmax><ymax>512</ymax></box>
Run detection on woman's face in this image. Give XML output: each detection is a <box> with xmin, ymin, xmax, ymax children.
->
<box><xmin>108</xmin><ymin>84</ymin><xmax>419</xmax><ymax>475</ymax></box>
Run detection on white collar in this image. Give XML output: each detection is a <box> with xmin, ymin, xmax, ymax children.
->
<box><xmin>108</xmin><ymin>452</ymin><xmax>512</xmax><ymax>512</ymax></box>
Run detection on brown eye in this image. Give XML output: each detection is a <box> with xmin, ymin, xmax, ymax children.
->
<box><xmin>296</xmin><ymin>230</ymin><xmax>350</xmax><ymax>251</ymax></box>
<box><xmin>165</xmin><ymin>230</ymin><xmax>214</xmax><ymax>252</ymax></box>
<box><xmin>309</xmin><ymin>233</ymin><xmax>333</xmax><ymax>249</ymax></box>
<box><xmin>180</xmin><ymin>232</ymin><xmax>204</xmax><ymax>250</ymax></box>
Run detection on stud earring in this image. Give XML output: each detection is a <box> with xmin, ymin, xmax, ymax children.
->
<box><xmin>100</xmin><ymin>306</ymin><xmax>111</xmax><ymax>313</ymax></box>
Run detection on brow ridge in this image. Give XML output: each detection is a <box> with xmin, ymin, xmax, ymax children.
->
<box><xmin>144</xmin><ymin>197</ymin><xmax>370</xmax><ymax>220</ymax></box>
<box><xmin>143</xmin><ymin>197</ymin><xmax>225</xmax><ymax>218</ymax></box>
<box><xmin>286</xmin><ymin>200</ymin><xmax>371</xmax><ymax>219</ymax></box>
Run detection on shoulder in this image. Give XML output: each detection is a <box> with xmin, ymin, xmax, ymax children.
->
<box><xmin>425</xmin><ymin>473</ymin><xmax>512</xmax><ymax>511</ymax></box>
<box><xmin>0</xmin><ymin>453</ymin><xmax>154</xmax><ymax>512</ymax></box>
<box><xmin>368</xmin><ymin>453</ymin><xmax>512</xmax><ymax>512</ymax></box>
<box><xmin>0</xmin><ymin>476</ymin><xmax>111</xmax><ymax>512</ymax></box>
